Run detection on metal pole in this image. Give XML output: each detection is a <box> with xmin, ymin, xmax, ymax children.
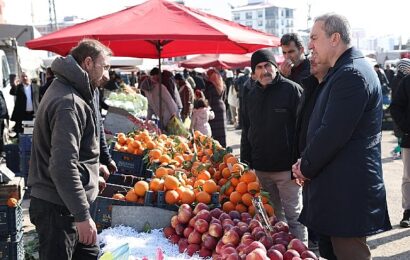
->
<box><xmin>156</xmin><ymin>41</ymin><xmax>163</xmax><ymax>130</ymax></box>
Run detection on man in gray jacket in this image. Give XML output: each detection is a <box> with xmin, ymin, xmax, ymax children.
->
<box><xmin>28</xmin><ymin>39</ymin><xmax>112</xmax><ymax>259</ymax></box>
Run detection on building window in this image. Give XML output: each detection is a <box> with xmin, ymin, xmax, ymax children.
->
<box><xmin>246</xmin><ymin>12</ymin><xmax>252</xmax><ymax>19</ymax></box>
<box><xmin>258</xmin><ymin>20</ymin><xmax>263</xmax><ymax>26</ymax></box>
<box><xmin>281</xmin><ymin>10</ymin><xmax>284</xmax><ymax>17</ymax></box>
<box><xmin>258</xmin><ymin>11</ymin><xmax>263</xmax><ymax>18</ymax></box>
<box><xmin>233</xmin><ymin>13</ymin><xmax>240</xmax><ymax>21</ymax></box>
<box><xmin>246</xmin><ymin>21</ymin><xmax>253</xmax><ymax>28</ymax></box>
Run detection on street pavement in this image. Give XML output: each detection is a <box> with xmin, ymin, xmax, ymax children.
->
<box><xmin>21</xmin><ymin>126</ymin><xmax>410</xmax><ymax>259</ymax></box>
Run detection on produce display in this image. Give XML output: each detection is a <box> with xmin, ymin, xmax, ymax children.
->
<box><xmin>112</xmin><ymin>130</ymin><xmax>273</xmax><ymax>216</ymax></box>
<box><xmin>163</xmin><ymin>203</ymin><xmax>319</xmax><ymax>259</ymax></box>
<box><xmin>105</xmin><ymin>91</ymin><xmax>148</xmax><ymax>117</ymax></box>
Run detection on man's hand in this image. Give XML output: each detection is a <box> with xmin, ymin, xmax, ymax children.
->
<box><xmin>107</xmin><ymin>160</ymin><xmax>117</xmax><ymax>174</ymax></box>
<box><xmin>98</xmin><ymin>176</ymin><xmax>106</xmax><ymax>191</ymax></box>
<box><xmin>75</xmin><ymin>218</ymin><xmax>97</xmax><ymax>245</ymax></box>
<box><xmin>99</xmin><ymin>164</ymin><xmax>110</xmax><ymax>180</ymax></box>
<box><xmin>292</xmin><ymin>158</ymin><xmax>309</xmax><ymax>181</ymax></box>
<box><xmin>279</xmin><ymin>59</ymin><xmax>293</xmax><ymax>77</ymax></box>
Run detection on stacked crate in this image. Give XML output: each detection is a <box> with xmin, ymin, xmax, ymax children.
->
<box><xmin>18</xmin><ymin>134</ymin><xmax>32</xmax><ymax>179</ymax></box>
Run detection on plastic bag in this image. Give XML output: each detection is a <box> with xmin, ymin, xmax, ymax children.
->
<box><xmin>166</xmin><ymin>115</ymin><xmax>190</xmax><ymax>138</ymax></box>
<box><xmin>99</xmin><ymin>243</ymin><xmax>129</xmax><ymax>260</ymax></box>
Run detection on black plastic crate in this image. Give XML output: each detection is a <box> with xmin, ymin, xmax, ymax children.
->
<box><xmin>18</xmin><ymin>151</ymin><xmax>30</xmax><ymax>177</ymax></box>
<box><xmin>110</xmin><ymin>149</ymin><xmax>145</xmax><ymax>177</ymax></box>
<box><xmin>0</xmin><ymin>230</ymin><xmax>23</xmax><ymax>242</ymax></box>
<box><xmin>18</xmin><ymin>134</ymin><xmax>32</xmax><ymax>153</ymax></box>
<box><xmin>4</xmin><ymin>145</ymin><xmax>20</xmax><ymax>173</ymax></box>
<box><xmin>0</xmin><ymin>204</ymin><xmax>23</xmax><ymax>235</ymax></box>
<box><xmin>107</xmin><ymin>171</ymin><xmax>153</xmax><ymax>187</ymax></box>
<box><xmin>0</xmin><ymin>231</ymin><xmax>24</xmax><ymax>260</ymax></box>
<box><xmin>90</xmin><ymin>183</ymin><xmax>142</xmax><ymax>232</ymax></box>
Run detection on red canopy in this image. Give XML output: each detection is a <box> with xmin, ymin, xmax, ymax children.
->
<box><xmin>26</xmin><ymin>0</ymin><xmax>280</xmax><ymax>58</ymax></box>
<box><xmin>180</xmin><ymin>54</ymin><xmax>251</xmax><ymax>69</ymax></box>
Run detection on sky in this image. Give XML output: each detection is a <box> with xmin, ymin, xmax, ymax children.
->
<box><xmin>3</xmin><ymin>0</ymin><xmax>410</xmax><ymax>41</ymax></box>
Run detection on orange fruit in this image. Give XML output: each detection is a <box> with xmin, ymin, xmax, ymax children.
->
<box><xmin>164</xmin><ymin>175</ymin><xmax>180</xmax><ymax>190</ymax></box>
<box><xmin>240</xmin><ymin>171</ymin><xmax>257</xmax><ymax>184</ymax></box>
<box><xmin>248</xmin><ymin>205</ymin><xmax>256</xmax><ymax>216</ymax></box>
<box><xmin>196</xmin><ymin>191</ymin><xmax>211</xmax><ymax>204</ymax></box>
<box><xmin>247</xmin><ymin>181</ymin><xmax>260</xmax><ymax>194</ymax></box>
<box><xmin>231</xmin><ymin>163</ymin><xmax>245</xmax><ymax>173</ymax></box>
<box><xmin>203</xmin><ymin>180</ymin><xmax>218</xmax><ymax>194</ymax></box>
<box><xmin>126</xmin><ymin>145</ymin><xmax>135</xmax><ymax>154</ymax></box>
<box><xmin>235</xmin><ymin>203</ymin><xmax>248</xmax><ymax>213</ymax></box>
<box><xmin>223</xmin><ymin>153</ymin><xmax>234</xmax><ymax>164</ymax></box>
<box><xmin>230</xmin><ymin>177</ymin><xmax>240</xmax><ymax>187</ymax></box>
<box><xmin>222</xmin><ymin>168</ymin><xmax>231</xmax><ymax>179</ymax></box>
<box><xmin>150</xmin><ymin>178</ymin><xmax>164</xmax><ymax>192</ymax></box>
<box><xmin>155</xmin><ymin>167</ymin><xmax>169</xmax><ymax>178</ymax></box>
<box><xmin>6</xmin><ymin>198</ymin><xmax>18</xmax><ymax>208</ymax></box>
<box><xmin>194</xmin><ymin>179</ymin><xmax>206</xmax><ymax>189</ymax></box>
<box><xmin>264</xmin><ymin>204</ymin><xmax>274</xmax><ymax>217</ymax></box>
<box><xmin>125</xmin><ymin>189</ymin><xmax>139</xmax><ymax>203</ymax></box>
<box><xmin>117</xmin><ymin>133</ymin><xmax>127</xmax><ymax>145</ymax></box>
<box><xmin>241</xmin><ymin>193</ymin><xmax>254</xmax><ymax>207</ymax></box>
<box><xmin>149</xmin><ymin>149</ymin><xmax>162</xmax><ymax>160</ymax></box>
<box><xmin>134</xmin><ymin>181</ymin><xmax>149</xmax><ymax>196</ymax></box>
<box><xmin>235</xmin><ymin>182</ymin><xmax>248</xmax><ymax>194</ymax></box>
<box><xmin>218</xmin><ymin>178</ymin><xmax>228</xmax><ymax>186</ymax></box>
<box><xmin>197</xmin><ymin>170</ymin><xmax>211</xmax><ymax>181</ymax></box>
<box><xmin>112</xmin><ymin>193</ymin><xmax>126</xmax><ymax>201</ymax></box>
<box><xmin>165</xmin><ymin>190</ymin><xmax>179</xmax><ymax>204</ymax></box>
<box><xmin>229</xmin><ymin>191</ymin><xmax>242</xmax><ymax>204</ymax></box>
<box><xmin>218</xmin><ymin>162</ymin><xmax>227</xmax><ymax>171</ymax></box>
<box><xmin>226</xmin><ymin>156</ymin><xmax>238</xmax><ymax>166</ymax></box>
<box><xmin>146</xmin><ymin>140</ymin><xmax>156</xmax><ymax>150</ymax></box>
<box><xmin>159</xmin><ymin>154</ymin><xmax>172</xmax><ymax>164</ymax></box>
<box><xmin>224</xmin><ymin>186</ymin><xmax>234</xmax><ymax>196</ymax></box>
<box><xmin>180</xmin><ymin>189</ymin><xmax>196</xmax><ymax>204</ymax></box>
<box><xmin>222</xmin><ymin>201</ymin><xmax>235</xmax><ymax>212</ymax></box>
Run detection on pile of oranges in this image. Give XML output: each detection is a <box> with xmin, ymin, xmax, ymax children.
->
<box><xmin>112</xmin><ymin>130</ymin><xmax>274</xmax><ymax>217</ymax></box>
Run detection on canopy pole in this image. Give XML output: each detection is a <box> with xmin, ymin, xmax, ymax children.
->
<box><xmin>156</xmin><ymin>41</ymin><xmax>164</xmax><ymax>130</ymax></box>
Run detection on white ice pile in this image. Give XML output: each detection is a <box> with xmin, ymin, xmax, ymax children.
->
<box><xmin>98</xmin><ymin>226</ymin><xmax>203</xmax><ymax>260</ymax></box>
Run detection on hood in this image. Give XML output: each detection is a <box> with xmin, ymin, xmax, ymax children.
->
<box><xmin>51</xmin><ymin>55</ymin><xmax>93</xmax><ymax>102</ymax></box>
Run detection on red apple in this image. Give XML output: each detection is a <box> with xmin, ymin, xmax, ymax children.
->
<box><xmin>251</xmin><ymin>226</ymin><xmax>264</xmax><ymax>237</ymax></box>
<box><xmin>178</xmin><ymin>238</ymin><xmax>189</xmax><ymax>253</ymax></box>
<box><xmin>244</xmin><ymin>241</ymin><xmax>267</xmax><ymax>254</ymax></box>
<box><xmin>267</xmin><ymin>249</ymin><xmax>283</xmax><ymax>260</ymax></box>
<box><xmin>189</xmin><ymin>216</ymin><xmax>197</xmax><ymax>227</ymax></box>
<box><xmin>226</xmin><ymin>252</ymin><xmax>241</xmax><ymax>260</ymax></box>
<box><xmin>163</xmin><ymin>226</ymin><xmax>176</xmax><ymax>238</ymax></box>
<box><xmin>209</xmin><ymin>222</ymin><xmax>223</xmax><ymax>238</ymax></box>
<box><xmin>274</xmin><ymin>221</ymin><xmax>289</xmax><ymax>233</ymax></box>
<box><xmin>187</xmin><ymin>230</ymin><xmax>202</xmax><ymax>245</ymax></box>
<box><xmin>229</xmin><ymin>210</ymin><xmax>241</xmax><ymax>220</ymax></box>
<box><xmin>216</xmin><ymin>240</ymin><xmax>225</xmax><ymax>254</ymax></box>
<box><xmin>246</xmin><ymin>248</ymin><xmax>269</xmax><ymax>260</ymax></box>
<box><xmin>283</xmin><ymin>249</ymin><xmax>300</xmax><ymax>260</ymax></box>
<box><xmin>221</xmin><ymin>246</ymin><xmax>237</xmax><ymax>257</ymax></box>
<box><xmin>254</xmin><ymin>230</ymin><xmax>266</xmax><ymax>240</ymax></box>
<box><xmin>210</xmin><ymin>217</ymin><xmax>222</xmax><ymax>225</ymax></box>
<box><xmin>259</xmin><ymin>235</ymin><xmax>273</xmax><ymax>249</ymax></box>
<box><xmin>199</xmin><ymin>247</ymin><xmax>213</xmax><ymax>258</ymax></box>
<box><xmin>270</xmin><ymin>244</ymin><xmax>287</xmax><ymax>254</ymax></box>
<box><xmin>269</xmin><ymin>216</ymin><xmax>278</xmax><ymax>226</ymax></box>
<box><xmin>175</xmin><ymin>223</ymin><xmax>186</xmax><ymax>236</ymax></box>
<box><xmin>186</xmin><ymin>244</ymin><xmax>201</xmax><ymax>256</ymax></box>
<box><xmin>196</xmin><ymin>209</ymin><xmax>212</xmax><ymax>223</ymax></box>
<box><xmin>177</xmin><ymin>208</ymin><xmax>193</xmax><ymax>224</ymax></box>
<box><xmin>210</xmin><ymin>207</ymin><xmax>223</xmax><ymax>219</ymax></box>
<box><xmin>249</xmin><ymin>219</ymin><xmax>263</xmax><ymax>231</ymax></box>
<box><xmin>171</xmin><ymin>215</ymin><xmax>179</xmax><ymax>229</ymax></box>
<box><xmin>291</xmin><ymin>257</ymin><xmax>302</xmax><ymax>260</ymax></box>
<box><xmin>202</xmin><ymin>233</ymin><xmax>218</xmax><ymax>250</ymax></box>
<box><xmin>194</xmin><ymin>202</ymin><xmax>209</xmax><ymax>214</ymax></box>
<box><xmin>213</xmin><ymin>252</ymin><xmax>222</xmax><ymax>260</ymax></box>
<box><xmin>222</xmin><ymin>229</ymin><xmax>240</xmax><ymax>246</ymax></box>
<box><xmin>241</xmin><ymin>212</ymin><xmax>252</xmax><ymax>221</ymax></box>
<box><xmin>300</xmin><ymin>250</ymin><xmax>318</xmax><ymax>260</ymax></box>
<box><xmin>287</xmin><ymin>239</ymin><xmax>307</xmax><ymax>255</ymax></box>
<box><xmin>194</xmin><ymin>218</ymin><xmax>209</xmax><ymax>233</ymax></box>
<box><xmin>241</xmin><ymin>233</ymin><xmax>255</xmax><ymax>245</ymax></box>
<box><xmin>219</xmin><ymin>212</ymin><xmax>231</xmax><ymax>221</ymax></box>
<box><xmin>183</xmin><ymin>226</ymin><xmax>194</xmax><ymax>238</ymax></box>
<box><xmin>223</xmin><ymin>218</ymin><xmax>235</xmax><ymax>226</ymax></box>
<box><xmin>169</xmin><ymin>234</ymin><xmax>181</xmax><ymax>244</ymax></box>
<box><xmin>224</xmin><ymin>224</ymin><xmax>234</xmax><ymax>232</ymax></box>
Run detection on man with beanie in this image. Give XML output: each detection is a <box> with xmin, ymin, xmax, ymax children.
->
<box><xmin>241</xmin><ymin>48</ymin><xmax>307</xmax><ymax>243</ymax></box>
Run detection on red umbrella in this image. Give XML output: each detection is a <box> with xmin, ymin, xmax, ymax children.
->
<box><xmin>25</xmin><ymin>0</ymin><xmax>280</xmax><ymax>57</ymax></box>
<box><xmin>180</xmin><ymin>54</ymin><xmax>251</xmax><ymax>69</ymax></box>
<box><xmin>26</xmin><ymin>0</ymin><xmax>280</xmax><ymax>128</ymax></box>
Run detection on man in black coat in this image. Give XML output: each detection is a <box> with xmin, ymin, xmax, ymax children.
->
<box><xmin>10</xmin><ymin>72</ymin><xmax>39</xmax><ymax>134</ymax></box>
<box><xmin>292</xmin><ymin>13</ymin><xmax>392</xmax><ymax>259</ymax></box>
<box><xmin>279</xmin><ymin>33</ymin><xmax>311</xmax><ymax>85</ymax></box>
<box><xmin>389</xmin><ymin>74</ymin><xmax>410</xmax><ymax>228</ymax></box>
<box><xmin>241</xmin><ymin>49</ymin><xmax>307</xmax><ymax>243</ymax></box>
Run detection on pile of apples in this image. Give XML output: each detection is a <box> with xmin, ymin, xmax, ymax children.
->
<box><xmin>163</xmin><ymin>203</ymin><xmax>318</xmax><ymax>260</ymax></box>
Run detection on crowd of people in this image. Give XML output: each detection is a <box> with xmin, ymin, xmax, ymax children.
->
<box><xmin>1</xmin><ymin>11</ymin><xmax>409</xmax><ymax>260</ymax></box>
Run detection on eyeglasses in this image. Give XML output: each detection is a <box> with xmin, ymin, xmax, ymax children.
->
<box><xmin>95</xmin><ymin>63</ymin><xmax>111</xmax><ymax>71</ymax></box>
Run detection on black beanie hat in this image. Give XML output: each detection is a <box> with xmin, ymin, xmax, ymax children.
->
<box><xmin>251</xmin><ymin>49</ymin><xmax>277</xmax><ymax>72</ymax></box>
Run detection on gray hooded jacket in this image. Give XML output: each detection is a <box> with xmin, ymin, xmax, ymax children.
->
<box><xmin>28</xmin><ymin>55</ymin><xmax>100</xmax><ymax>222</ymax></box>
